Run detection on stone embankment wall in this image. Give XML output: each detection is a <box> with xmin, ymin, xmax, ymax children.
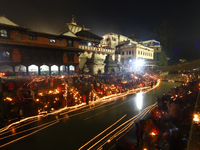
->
<box><xmin>160</xmin><ymin>74</ymin><xmax>187</xmax><ymax>82</ymax></box>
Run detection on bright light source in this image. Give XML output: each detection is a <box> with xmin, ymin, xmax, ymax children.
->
<box><xmin>129</xmin><ymin>59</ymin><xmax>132</xmax><ymax>62</ymax></box>
<box><xmin>193</xmin><ymin>114</ymin><xmax>199</xmax><ymax>122</ymax></box>
<box><xmin>88</xmin><ymin>42</ymin><xmax>91</xmax><ymax>46</ymax></box>
<box><xmin>136</xmin><ymin>59</ymin><xmax>144</xmax><ymax>67</ymax></box>
<box><xmin>194</xmin><ymin>117</ymin><xmax>199</xmax><ymax>122</ymax></box>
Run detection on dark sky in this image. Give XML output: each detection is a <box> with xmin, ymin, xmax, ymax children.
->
<box><xmin>0</xmin><ymin>0</ymin><xmax>200</xmax><ymax>42</ymax></box>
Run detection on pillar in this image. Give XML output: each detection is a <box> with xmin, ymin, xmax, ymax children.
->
<box><xmin>49</xmin><ymin>66</ymin><xmax>51</xmax><ymax>76</ymax></box>
<box><xmin>12</xmin><ymin>66</ymin><xmax>16</xmax><ymax>75</ymax></box>
<box><xmin>58</xmin><ymin>66</ymin><xmax>60</xmax><ymax>75</ymax></box>
<box><xmin>38</xmin><ymin>66</ymin><xmax>41</xmax><ymax>75</ymax></box>
<box><xmin>26</xmin><ymin>66</ymin><xmax>29</xmax><ymax>76</ymax></box>
<box><xmin>64</xmin><ymin>65</ymin><xmax>67</xmax><ymax>74</ymax></box>
<box><xmin>67</xmin><ymin>65</ymin><xmax>69</xmax><ymax>74</ymax></box>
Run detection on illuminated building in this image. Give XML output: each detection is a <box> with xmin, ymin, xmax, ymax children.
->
<box><xmin>0</xmin><ymin>15</ymin><xmax>82</xmax><ymax>75</ymax></box>
<box><xmin>103</xmin><ymin>33</ymin><xmax>137</xmax><ymax>49</ymax></box>
<box><xmin>61</xmin><ymin>16</ymin><xmax>116</xmax><ymax>74</ymax></box>
<box><xmin>103</xmin><ymin>33</ymin><xmax>155</xmax><ymax>71</ymax></box>
<box><xmin>140</xmin><ymin>40</ymin><xmax>162</xmax><ymax>60</ymax></box>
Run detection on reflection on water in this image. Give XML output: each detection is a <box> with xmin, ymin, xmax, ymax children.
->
<box><xmin>135</xmin><ymin>92</ymin><xmax>143</xmax><ymax>110</ymax></box>
<box><xmin>11</xmin><ymin>127</ymin><xmax>15</xmax><ymax>135</ymax></box>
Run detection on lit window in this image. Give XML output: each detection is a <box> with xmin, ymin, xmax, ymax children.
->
<box><xmin>68</xmin><ymin>40</ymin><xmax>73</xmax><ymax>46</ymax></box>
<box><xmin>88</xmin><ymin>42</ymin><xmax>91</xmax><ymax>46</ymax></box>
<box><xmin>0</xmin><ymin>29</ymin><xmax>7</xmax><ymax>37</ymax></box>
<box><xmin>50</xmin><ymin>39</ymin><xmax>56</xmax><ymax>43</ymax></box>
<box><xmin>29</xmin><ymin>35</ymin><xmax>37</xmax><ymax>40</ymax></box>
<box><xmin>2</xmin><ymin>51</ymin><xmax>10</xmax><ymax>57</ymax></box>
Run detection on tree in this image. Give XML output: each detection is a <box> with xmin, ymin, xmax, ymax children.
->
<box><xmin>155</xmin><ymin>52</ymin><xmax>168</xmax><ymax>66</ymax></box>
<box><xmin>153</xmin><ymin>21</ymin><xmax>179</xmax><ymax>57</ymax></box>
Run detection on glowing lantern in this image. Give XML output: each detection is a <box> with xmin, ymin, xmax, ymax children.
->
<box><xmin>150</xmin><ymin>132</ymin><xmax>156</xmax><ymax>136</ymax></box>
<box><xmin>193</xmin><ymin>114</ymin><xmax>200</xmax><ymax>123</ymax></box>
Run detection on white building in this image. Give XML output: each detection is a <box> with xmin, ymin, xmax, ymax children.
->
<box><xmin>118</xmin><ymin>43</ymin><xmax>154</xmax><ymax>70</ymax></box>
<box><xmin>103</xmin><ymin>33</ymin><xmax>156</xmax><ymax>71</ymax></box>
<box><xmin>103</xmin><ymin>33</ymin><xmax>137</xmax><ymax>49</ymax></box>
<box><xmin>141</xmin><ymin>39</ymin><xmax>162</xmax><ymax>53</ymax></box>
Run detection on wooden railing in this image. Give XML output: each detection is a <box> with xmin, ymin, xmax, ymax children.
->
<box><xmin>79</xmin><ymin>45</ymin><xmax>115</xmax><ymax>54</ymax></box>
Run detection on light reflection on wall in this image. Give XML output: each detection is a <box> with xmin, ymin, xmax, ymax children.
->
<box><xmin>135</xmin><ymin>92</ymin><xmax>143</xmax><ymax>110</ymax></box>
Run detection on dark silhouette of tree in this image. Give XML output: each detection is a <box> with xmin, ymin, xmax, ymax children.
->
<box><xmin>155</xmin><ymin>52</ymin><xmax>168</xmax><ymax>66</ymax></box>
<box><xmin>153</xmin><ymin>21</ymin><xmax>180</xmax><ymax>57</ymax></box>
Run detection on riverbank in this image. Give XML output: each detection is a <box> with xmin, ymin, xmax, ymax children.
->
<box><xmin>133</xmin><ymin>80</ymin><xmax>199</xmax><ymax>150</ymax></box>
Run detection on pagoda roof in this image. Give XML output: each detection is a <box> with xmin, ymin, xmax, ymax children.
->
<box><xmin>0</xmin><ymin>15</ymin><xmax>19</xmax><ymax>27</ymax></box>
<box><xmin>61</xmin><ymin>31</ymin><xmax>77</xmax><ymax>38</ymax></box>
<box><xmin>76</xmin><ymin>30</ymin><xmax>102</xmax><ymax>40</ymax></box>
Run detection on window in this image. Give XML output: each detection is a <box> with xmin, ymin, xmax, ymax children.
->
<box><xmin>112</xmin><ymin>37</ymin><xmax>116</xmax><ymax>41</ymax></box>
<box><xmin>50</xmin><ymin>39</ymin><xmax>56</xmax><ymax>43</ymax></box>
<box><xmin>0</xmin><ymin>29</ymin><xmax>7</xmax><ymax>37</ymax></box>
<box><xmin>1</xmin><ymin>50</ymin><xmax>11</xmax><ymax>60</ymax></box>
<box><xmin>106</xmin><ymin>38</ymin><xmax>110</xmax><ymax>41</ymax></box>
<box><xmin>2</xmin><ymin>51</ymin><xmax>10</xmax><ymax>57</ymax></box>
<box><xmin>138</xmin><ymin>51</ymin><xmax>140</xmax><ymax>54</ymax></box>
<box><xmin>126</xmin><ymin>51</ymin><xmax>128</xmax><ymax>55</ymax></box>
<box><xmin>132</xmin><ymin>51</ymin><xmax>134</xmax><ymax>56</ymax></box>
<box><xmin>29</xmin><ymin>35</ymin><xmax>37</xmax><ymax>40</ymax></box>
<box><xmin>68</xmin><ymin>40</ymin><xmax>73</xmax><ymax>46</ymax></box>
<box><xmin>67</xmin><ymin>54</ymin><xmax>74</xmax><ymax>62</ymax></box>
<box><xmin>129</xmin><ymin>51</ymin><xmax>131</xmax><ymax>55</ymax></box>
<box><xmin>122</xmin><ymin>52</ymin><xmax>124</xmax><ymax>55</ymax></box>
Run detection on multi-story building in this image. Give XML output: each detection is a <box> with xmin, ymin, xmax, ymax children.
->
<box><xmin>103</xmin><ymin>33</ymin><xmax>137</xmax><ymax>49</ymax></box>
<box><xmin>141</xmin><ymin>39</ymin><xmax>162</xmax><ymax>54</ymax></box>
<box><xmin>118</xmin><ymin>43</ymin><xmax>154</xmax><ymax>70</ymax></box>
<box><xmin>103</xmin><ymin>33</ymin><xmax>156</xmax><ymax>71</ymax></box>
<box><xmin>0</xmin><ymin>15</ymin><xmax>81</xmax><ymax>76</ymax></box>
<box><xmin>0</xmin><ymin>15</ymin><xmax>117</xmax><ymax>75</ymax></box>
<box><xmin>61</xmin><ymin>18</ymin><xmax>116</xmax><ymax>74</ymax></box>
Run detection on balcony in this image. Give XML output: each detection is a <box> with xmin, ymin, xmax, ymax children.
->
<box><xmin>79</xmin><ymin>45</ymin><xmax>115</xmax><ymax>54</ymax></box>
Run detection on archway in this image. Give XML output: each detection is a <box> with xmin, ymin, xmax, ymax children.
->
<box><xmin>60</xmin><ymin>65</ymin><xmax>68</xmax><ymax>74</ymax></box>
<box><xmin>40</xmin><ymin>65</ymin><xmax>49</xmax><ymax>76</ymax></box>
<box><xmin>51</xmin><ymin>65</ymin><xmax>58</xmax><ymax>75</ymax></box>
<box><xmin>0</xmin><ymin>65</ymin><xmax>13</xmax><ymax>72</ymax></box>
<box><xmin>15</xmin><ymin>65</ymin><xmax>26</xmax><ymax>76</ymax></box>
<box><xmin>69</xmin><ymin>65</ymin><xmax>75</xmax><ymax>74</ymax></box>
<box><xmin>0</xmin><ymin>65</ymin><xmax>14</xmax><ymax>76</ymax></box>
<box><xmin>28</xmin><ymin>65</ymin><xmax>38</xmax><ymax>75</ymax></box>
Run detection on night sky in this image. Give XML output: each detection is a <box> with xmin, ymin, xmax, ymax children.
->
<box><xmin>0</xmin><ymin>0</ymin><xmax>200</xmax><ymax>43</ymax></box>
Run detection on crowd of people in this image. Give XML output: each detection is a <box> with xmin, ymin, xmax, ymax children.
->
<box><xmin>0</xmin><ymin>72</ymin><xmax>156</xmax><ymax>128</ymax></box>
<box><xmin>132</xmin><ymin>79</ymin><xmax>199</xmax><ymax>150</ymax></box>
<box><xmin>0</xmin><ymin>71</ymin><xmax>198</xmax><ymax>150</ymax></box>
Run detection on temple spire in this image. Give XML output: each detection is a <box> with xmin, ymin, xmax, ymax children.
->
<box><xmin>71</xmin><ymin>15</ymin><xmax>77</xmax><ymax>25</ymax></box>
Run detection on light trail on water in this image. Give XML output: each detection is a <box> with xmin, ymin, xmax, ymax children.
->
<box><xmin>0</xmin><ymin>77</ymin><xmax>160</xmax><ymax>148</ymax></box>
